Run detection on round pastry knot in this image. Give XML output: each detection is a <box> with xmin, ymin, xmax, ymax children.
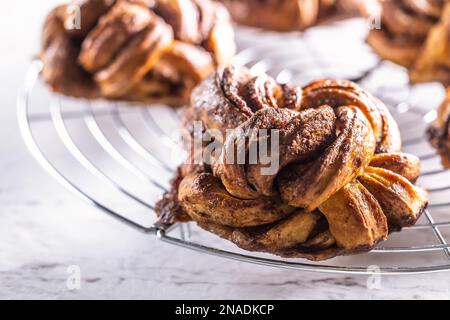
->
<box><xmin>40</xmin><ymin>0</ymin><xmax>235</xmax><ymax>106</ymax></box>
<box><xmin>158</xmin><ymin>66</ymin><xmax>429</xmax><ymax>261</ymax></box>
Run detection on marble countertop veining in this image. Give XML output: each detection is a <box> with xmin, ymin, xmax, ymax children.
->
<box><xmin>1</xmin><ymin>1</ymin><xmax>450</xmax><ymax>300</ymax></box>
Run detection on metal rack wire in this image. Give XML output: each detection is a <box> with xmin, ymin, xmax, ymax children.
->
<box><xmin>18</xmin><ymin>21</ymin><xmax>450</xmax><ymax>274</ymax></box>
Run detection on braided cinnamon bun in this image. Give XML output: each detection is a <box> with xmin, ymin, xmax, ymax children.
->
<box><xmin>156</xmin><ymin>66</ymin><xmax>429</xmax><ymax>261</ymax></box>
<box><xmin>40</xmin><ymin>0</ymin><xmax>235</xmax><ymax>106</ymax></box>
<box><xmin>216</xmin><ymin>0</ymin><xmax>370</xmax><ymax>32</ymax></box>
<box><xmin>428</xmin><ymin>87</ymin><xmax>450</xmax><ymax>168</ymax></box>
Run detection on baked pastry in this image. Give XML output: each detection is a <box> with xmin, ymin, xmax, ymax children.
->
<box><xmin>428</xmin><ymin>87</ymin><xmax>450</xmax><ymax>168</ymax></box>
<box><xmin>410</xmin><ymin>2</ymin><xmax>450</xmax><ymax>84</ymax></box>
<box><xmin>367</xmin><ymin>0</ymin><xmax>444</xmax><ymax>68</ymax></box>
<box><xmin>217</xmin><ymin>0</ymin><xmax>370</xmax><ymax>32</ymax></box>
<box><xmin>367</xmin><ymin>0</ymin><xmax>450</xmax><ymax>85</ymax></box>
<box><xmin>40</xmin><ymin>0</ymin><xmax>235</xmax><ymax>106</ymax></box>
<box><xmin>156</xmin><ymin>66</ymin><xmax>429</xmax><ymax>261</ymax></box>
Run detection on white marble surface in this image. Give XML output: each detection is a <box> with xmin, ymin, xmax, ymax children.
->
<box><xmin>1</xmin><ymin>1</ymin><xmax>450</xmax><ymax>300</ymax></box>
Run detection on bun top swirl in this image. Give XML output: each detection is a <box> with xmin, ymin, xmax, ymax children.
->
<box><xmin>189</xmin><ymin>66</ymin><xmax>402</xmax><ymax>153</ymax></box>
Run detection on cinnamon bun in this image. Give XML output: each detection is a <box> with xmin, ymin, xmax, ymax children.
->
<box><xmin>156</xmin><ymin>66</ymin><xmax>429</xmax><ymax>261</ymax></box>
<box><xmin>217</xmin><ymin>0</ymin><xmax>370</xmax><ymax>32</ymax></box>
<box><xmin>40</xmin><ymin>0</ymin><xmax>235</xmax><ymax>106</ymax></box>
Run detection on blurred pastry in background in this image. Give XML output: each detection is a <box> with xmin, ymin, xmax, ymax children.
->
<box><xmin>410</xmin><ymin>2</ymin><xmax>450</xmax><ymax>85</ymax></box>
<box><xmin>367</xmin><ymin>0</ymin><xmax>450</xmax><ymax>85</ymax></box>
<box><xmin>428</xmin><ymin>87</ymin><xmax>450</xmax><ymax>168</ymax></box>
<box><xmin>40</xmin><ymin>0</ymin><xmax>235</xmax><ymax>106</ymax></box>
<box><xmin>217</xmin><ymin>0</ymin><xmax>371</xmax><ymax>32</ymax></box>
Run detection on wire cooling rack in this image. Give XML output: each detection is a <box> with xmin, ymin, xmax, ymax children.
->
<box><xmin>18</xmin><ymin>20</ymin><xmax>450</xmax><ymax>274</ymax></box>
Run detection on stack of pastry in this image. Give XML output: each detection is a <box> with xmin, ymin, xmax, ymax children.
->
<box><xmin>156</xmin><ymin>66</ymin><xmax>429</xmax><ymax>261</ymax></box>
<box><xmin>217</xmin><ymin>0</ymin><xmax>372</xmax><ymax>32</ymax></box>
<box><xmin>40</xmin><ymin>0</ymin><xmax>235</xmax><ymax>106</ymax></box>
<box><xmin>367</xmin><ymin>0</ymin><xmax>450</xmax><ymax>85</ymax></box>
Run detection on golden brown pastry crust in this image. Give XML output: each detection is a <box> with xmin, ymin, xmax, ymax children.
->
<box><xmin>428</xmin><ymin>87</ymin><xmax>450</xmax><ymax>168</ymax></box>
<box><xmin>217</xmin><ymin>0</ymin><xmax>369</xmax><ymax>32</ymax></box>
<box><xmin>156</xmin><ymin>66</ymin><xmax>429</xmax><ymax>261</ymax></box>
<box><xmin>40</xmin><ymin>0</ymin><xmax>235</xmax><ymax>106</ymax></box>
